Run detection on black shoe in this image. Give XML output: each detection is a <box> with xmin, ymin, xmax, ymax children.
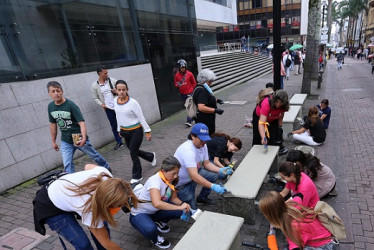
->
<box><xmin>196</xmin><ymin>197</ymin><xmax>217</xmax><ymax>205</ymax></box>
<box><xmin>152</xmin><ymin>235</ymin><xmax>171</xmax><ymax>249</ymax></box>
<box><xmin>114</xmin><ymin>143</ymin><xmax>123</xmax><ymax>150</ymax></box>
<box><xmin>155</xmin><ymin>221</ymin><xmax>170</xmax><ymax>233</ymax></box>
<box><xmin>278</xmin><ymin>147</ymin><xmax>288</xmax><ymax>156</ymax></box>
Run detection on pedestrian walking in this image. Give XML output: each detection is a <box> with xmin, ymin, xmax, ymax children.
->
<box><xmin>47</xmin><ymin>81</ymin><xmax>110</xmax><ymax>173</ymax></box>
<box><xmin>193</xmin><ymin>69</ymin><xmax>224</xmax><ymax>136</ymax></box>
<box><xmin>337</xmin><ymin>52</ymin><xmax>344</xmax><ymax>70</ymax></box>
<box><xmin>114</xmin><ymin>80</ymin><xmax>156</xmax><ymax>184</ymax></box>
<box><xmin>282</xmin><ymin>50</ymin><xmax>292</xmax><ymax>80</ymax></box>
<box><xmin>129</xmin><ymin>156</ymin><xmax>190</xmax><ymax>249</ymax></box>
<box><xmin>293</xmin><ymin>50</ymin><xmax>301</xmax><ymax>75</ymax></box>
<box><xmin>91</xmin><ymin>65</ymin><xmax>123</xmax><ymax>150</ymax></box>
<box><xmin>33</xmin><ymin>164</ymin><xmax>137</xmax><ymax>249</ymax></box>
<box><xmin>259</xmin><ymin>191</ymin><xmax>336</xmax><ymax>250</ymax></box>
<box><xmin>174</xmin><ymin>123</ymin><xmax>231</xmax><ymax>209</ymax></box>
<box><xmin>174</xmin><ymin>59</ymin><xmax>197</xmax><ymax>127</ymax></box>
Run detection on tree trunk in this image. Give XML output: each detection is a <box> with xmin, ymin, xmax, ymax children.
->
<box><xmin>327</xmin><ymin>0</ymin><xmax>332</xmax><ymax>43</ymax></box>
<box><xmin>301</xmin><ymin>0</ymin><xmax>321</xmax><ymax>95</ymax></box>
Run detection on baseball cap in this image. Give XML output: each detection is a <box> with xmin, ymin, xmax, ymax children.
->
<box><xmin>191</xmin><ymin>123</ymin><xmax>211</xmax><ymax>141</ymax></box>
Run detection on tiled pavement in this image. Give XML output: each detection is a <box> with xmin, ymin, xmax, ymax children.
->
<box><xmin>0</xmin><ymin>55</ymin><xmax>373</xmax><ymax>249</ymax></box>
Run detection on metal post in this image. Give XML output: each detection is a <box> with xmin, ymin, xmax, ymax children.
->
<box><xmin>273</xmin><ymin>0</ymin><xmax>281</xmax><ymax>90</ymax></box>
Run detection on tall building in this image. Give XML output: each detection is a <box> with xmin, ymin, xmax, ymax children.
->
<box><xmin>217</xmin><ymin>0</ymin><xmax>303</xmax><ymax>48</ymax></box>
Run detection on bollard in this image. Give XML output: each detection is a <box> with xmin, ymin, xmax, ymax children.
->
<box><xmin>317</xmin><ymin>70</ymin><xmax>323</xmax><ymax>89</ymax></box>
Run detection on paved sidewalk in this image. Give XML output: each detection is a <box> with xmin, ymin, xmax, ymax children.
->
<box><xmin>1</xmin><ymin>57</ymin><xmax>371</xmax><ymax>249</ymax></box>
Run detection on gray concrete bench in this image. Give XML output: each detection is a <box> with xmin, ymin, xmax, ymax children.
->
<box><xmin>222</xmin><ymin>145</ymin><xmax>279</xmax><ymax>224</ymax></box>
<box><xmin>289</xmin><ymin>93</ymin><xmax>307</xmax><ymax>105</ymax></box>
<box><xmin>282</xmin><ymin>105</ymin><xmax>301</xmax><ymax>138</ymax></box>
<box><xmin>174</xmin><ymin>211</ymin><xmax>244</xmax><ymax>250</ymax></box>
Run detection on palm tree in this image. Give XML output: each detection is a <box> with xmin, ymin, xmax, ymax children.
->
<box><xmin>301</xmin><ymin>0</ymin><xmax>322</xmax><ymax>95</ymax></box>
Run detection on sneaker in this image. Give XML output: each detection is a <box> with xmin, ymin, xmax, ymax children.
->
<box><xmin>151</xmin><ymin>152</ymin><xmax>157</xmax><ymax>167</ymax></box>
<box><xmin>244</xmin><ymin>122</ymin><xmax>253</xmax><ymax>128</ymax></box>
<box><xmin>196</xmin><ymin>197</ymin><xmax>217</xmax><ymax>205</ymax></box>
<box><xmin>113</xmin><ymin>142</ymin><xmax>123</xmax><ymax>150</ymax></box>
<box><xmin>155</xmin><ymin>221</ymin><xmax>170</xmax><ymax>233</ymax></box>
<box><xmin>130</xmin><ymin>177</ymin><xmax>143</xmax><ymax>184</ymax></box>
<box><xmin>152</xmin><ymin>235</ymin><xmax>171</xmax><ymax>249</ymax></box>
<box><xmin>185</xmin><ymin>122</ymin><xmax>192</xmax><ymax>127</ymax></box>
<box><xmin>278</xmin><ymin>147</ymin><xmax>288</xmax><ymax>156</ymax></box>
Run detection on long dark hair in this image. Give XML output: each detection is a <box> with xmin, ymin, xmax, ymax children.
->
<box><xmin>279</xmin><ymin>161</ymin><xmax>302</xmax><ymax>191</ymax></box>
<box><xmin>287</xmin><ymin>150</ymin><xmax>322</xmax><ymax>181</ymax></box>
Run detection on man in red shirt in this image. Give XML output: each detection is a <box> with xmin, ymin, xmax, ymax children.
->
<box><xmin>174</xmin><ymin>59</ymin><xmax>197</xmax><ymax>127</ymax></box>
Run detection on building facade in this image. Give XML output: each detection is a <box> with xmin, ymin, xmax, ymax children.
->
<box><xmin>217</xmin><ymin>0</ymin><xmax>304</xmax><ymax>48</ymax></box>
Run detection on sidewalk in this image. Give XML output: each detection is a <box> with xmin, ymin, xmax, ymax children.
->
<box><xmin>0</xmin><ymin>59</ymin><xmax>365</xmax><ymax>249</ymax></box>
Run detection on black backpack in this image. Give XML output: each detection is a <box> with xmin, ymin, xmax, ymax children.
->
<box><xmin>285</xmin><ymin>56</ymin><xmax>292</xmax><ymax>67</ymax></box>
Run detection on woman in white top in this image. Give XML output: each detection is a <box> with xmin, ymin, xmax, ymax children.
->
<box><xmin>287</xmin><ymin>149</ymin><xmax>336</xmax><ymax>198</ymax></box>
<box><xmin>114</xmin><ymin>80</ymin><xmax>156</xmax><ymax>184</ymax></box>
<box><xmin>130</xmin><ymin>156</ymin><xmax>190</xmax><ymax>249</ymax></box>
<box><xmin>33</xmin><ymin>164</ymin><xmax>137</xmax><ymax>250</ymax></box>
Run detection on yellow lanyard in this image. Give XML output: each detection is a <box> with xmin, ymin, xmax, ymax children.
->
<box><xmin>259</xmin><ymin>120</ymin><xmax>270</xmax><ymax>138</ymax></box>
<box><xmin>158</xmin><ymin>171</ymin><xmax>175</xmax><ymax>191</ymax></box>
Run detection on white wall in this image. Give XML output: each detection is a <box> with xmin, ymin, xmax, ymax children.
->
<box><xmin>194</xmin><ymin>0</ymin><xmax>237</xmax><ymax>26</ymax></box>
<box><xmin>0</xmin><ymin>63</ymin><xmax>160</xmax><ymax>192</ymax></box>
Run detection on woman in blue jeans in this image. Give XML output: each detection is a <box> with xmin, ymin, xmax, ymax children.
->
<box><xmin>33</xmin><ymin>164</ymin><xmax>138</xmax><ymax>250</ymax></box>
<box><xmin>130</xmin><ymin>156</ymin><xmax>190</xmax><ymax>249</ymax></box>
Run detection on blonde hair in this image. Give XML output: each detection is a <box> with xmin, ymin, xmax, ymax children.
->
<box><xmin>259</xmin><ymin>191</ymin><xmax>318</xmax><ymax>249</ymax></box>
<box><xmin>68</xmin><ymin>173</ymin><xmax>138</xmax><ymax>227</ymax></box>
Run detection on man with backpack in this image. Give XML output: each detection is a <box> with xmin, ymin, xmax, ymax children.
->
<box><xmin>174</xmin><ymin>59</ymin><xmax>197</xmax><ymax>127</ymax></box>
<box><xmin>282</xmin><ymin>50</ymin><xmax>292</xmax><ymax>80</ymax></box>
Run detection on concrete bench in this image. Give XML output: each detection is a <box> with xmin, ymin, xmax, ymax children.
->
<box><xmin>222</xmin><ymin>145</ymin><xmax>279</xmax><ymax>224</ymax></box>
<box><xmin>289</xmin><ymin>93</ymin><xmax>307</xmax><ymax>105</ymax></box>
<box><xmin>174</xmin><ymin>211</ymin><xmax>244</xmax><ymax>250</ymax></box>
<box><xmin>282</xmin><ymin>105</ymin><xmax>301</xmax><ymax>138</ymax></box>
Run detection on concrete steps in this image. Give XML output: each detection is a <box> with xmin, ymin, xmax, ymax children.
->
<box><xmin>201</xmin><ymin>52</ymin><xmax>272</xmax><ymax>91</ymax></box>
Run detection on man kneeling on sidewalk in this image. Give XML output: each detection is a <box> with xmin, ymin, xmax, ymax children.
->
<box><xmin>174</xmin><ymin>123</ymin><xmax>232</xmax><ymax>209</ymax></box>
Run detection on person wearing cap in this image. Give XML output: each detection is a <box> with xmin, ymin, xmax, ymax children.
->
<box><xmin>174</xmin><ymin>123</ymin><xmax>232</xmax><ymax>209</ymax></box>
<box><xmin>252</xmin><ymin>89</ymin><xmax>289</xmax><ymax>155</ymax></box>
<box><xmin>174</xmin><ymin>59</ymin><xmax>197</xmax><ymax>127</ymax></box>
<box><xmin>193</xmin><ymin>69</ymin><xmax>224</xmax><ymax>136</ymax></box>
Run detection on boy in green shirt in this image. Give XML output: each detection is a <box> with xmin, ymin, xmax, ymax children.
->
<box><xmin>47</xmin><ymin>81</ymin><xmax>110</xmax><ymax>173</ymax></box>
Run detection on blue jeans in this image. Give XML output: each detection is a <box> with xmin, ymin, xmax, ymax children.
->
<box><xmin>177</xmin><ymin>167</ymin><xmax>218</xmax><ymax>209</ymax></box>
<box><xmin>179</xmin><ymin>93</ymin><xmax>193</xmax><ymax>123</ymax></box>
<box><xmin>280</xmin><ymin>76</ymin><xmax>284</xmax><ymax>89</ymax></box>
<box><xmin>129</xmin><ymin>210</ymin><xmax>182</xmax><ymax>243</ymax></box>
<box><xmin>60</xmin><ymin>139</ymin><xmax>109</xmax><ymax>173</ymax></box>
<box><xmin>105</xmin><ymin>108</ymin><xmax>122</xmax><ymax>144</ymax></box>
<box><xmin>45</xmin><ymin>213</ymin><xmax>109</xmax><ymax>250</ymax></box>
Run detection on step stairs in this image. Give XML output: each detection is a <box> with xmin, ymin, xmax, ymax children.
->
<box><xmin>201</xmin><ymin>52</ymin><xmax>273</xmax><ymax>91</ymax></box>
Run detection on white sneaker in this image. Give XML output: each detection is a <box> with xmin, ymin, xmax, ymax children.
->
<box><xmin>152</xmin><ymin>235</ymin><xmax>171</xmax><ymax>249</ymax></box>
<box><xmin>130</xmin><ymin>177</ymin><xmax>143</xmax><ymax>184</ymax></box>
<box><xmin>151</xmin><ymin>152</ymin><xmax>157</xmax><ymax>167</ymax></box>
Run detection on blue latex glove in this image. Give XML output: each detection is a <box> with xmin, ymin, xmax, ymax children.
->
<box><xmin>211</xmin><ymin>183</ymin><xmax>227</xmax><ymax>194</ymax></box>
<box><xmin>180</xmin><ymin>210</ymin><xmax>191</xmax><ymax>222</ymax></box>
<box><xmin>218</xmin><ymin>167</ymin><xmax>233</xmax><ymax>179</ymax></box>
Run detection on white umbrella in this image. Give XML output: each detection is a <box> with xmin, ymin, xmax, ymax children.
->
<box><xmin>267</xmin><ymin>44</ymin><xmax>274</xmax><ymax>49</ymax></box>
<box><xmin>368</xmin><ymin>43</ymin><xmax>374</xmax><ymax>48</ymax></box>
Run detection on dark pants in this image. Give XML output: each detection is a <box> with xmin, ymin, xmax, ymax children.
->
<box><xmin>252</xmin><ymin>108</ymin><xmax>284</xmax><ymax>148</ymax></box>
<box><xmin>105</xmin><ymin>108</ymin><xmax>122</xmax><ymax>144</ymax></box>
<box><xmin>196</xmin><ymin>113</ymin><xmax>216</xmax><ymax>136</ymax></box>
<box><xmin>121</xmin><ymin>127</ymin><xmax>153</xmax><ymax>179</ymax></box>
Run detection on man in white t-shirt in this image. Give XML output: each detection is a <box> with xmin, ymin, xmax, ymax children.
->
<box><xmin>174</xmin><ymin>123</ymin><xmax>232</xmax><ymax>209</ymax></box>
<box><xmin>282</xmin><ymin>50</ymin><xmax>291</xmax><ymax>80</ymax></box>
<box><xmin>91</xmin><ymin>66</ymin><xmax>123</xmax><ymax>150</ymax></box>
